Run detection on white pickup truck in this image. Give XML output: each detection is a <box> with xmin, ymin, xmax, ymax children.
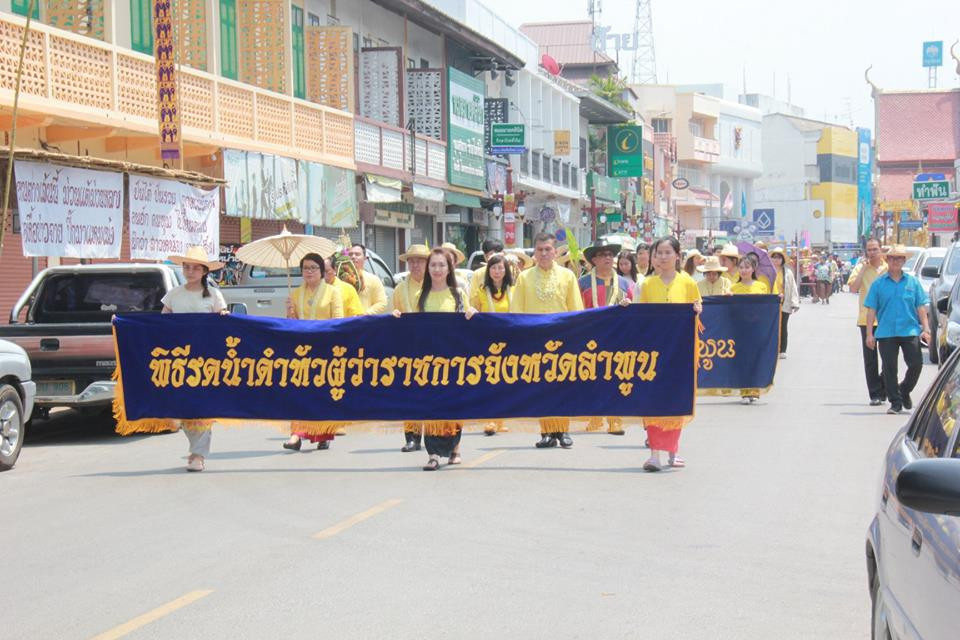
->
<box><xmin>0</xmin><ymin>339</ymin><xmax>36</xmax><ymax>470</ymax></box>
<box><xmin>219</xmin><ymin>249</ymin><xmax>396</xmax><ymax>317</ymax></box>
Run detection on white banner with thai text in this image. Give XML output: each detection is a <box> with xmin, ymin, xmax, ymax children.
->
<box><xmin>129</xmin><ymin>176</ymin><xmax>220</xmax><ymax>261</ymax></box>
<box><xmin>14</xmin><ymin>161</ymin><xmax>123</xmax><ymax>258</ymax></box>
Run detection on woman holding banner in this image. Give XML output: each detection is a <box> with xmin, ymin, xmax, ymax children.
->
<box><xmin>769</xmin><ymin>248</ymin><xmax>800</xmax><ymax>359</ymax></box>
<box><xmin>395</xmin><ymin>248</ymin><xmax>478</xmax><ymax>470</ymax></box>
<box><xmin>161</xmin><ymin>247</ymin><xmax>228</xmax><ymax>472</ymax></box>
<box><xmin>637</xmin><ymin>236</ymin><xmax>702</xmax><ymax>472</ymax></box>
<box><xmin>732</xmin><ymin>255</ymin><xmax>769</xmax><ymax>404</ymax></box>
<box><xmin>471</xmin><ymin>253</ymin><xmax>514</xmax><ymax>436</ymax></box>
<box><xmin>282</xmin><ymin>253</ymin><xmax>344</xmax><ymax>452</ymax></box>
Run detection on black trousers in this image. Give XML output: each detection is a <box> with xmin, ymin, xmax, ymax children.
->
<box><xmin>877</xmin><ymin>336</ymin><xmax>923</xmax><ymax>408</ymax></box>
<box><xmin>425</xmin><ymin>429</ymin><xmax>462</xmax><ymax>457</ymax></box>
<box><xmin>859</xmin><ymin>326</ymin><xmax>886</xmax><ymax>401</ymax></box>
<box><xmin>779</xmin><ymin>312</ymin><xmax>790</xmax><ymax>353</ymax></box>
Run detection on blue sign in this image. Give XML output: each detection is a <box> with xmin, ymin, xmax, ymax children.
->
<box><xmin>752</xmin><ymin>208</ymin><xmax>775</xmax><ymax>236</ymax></box>
<box><xmin>923</xmin><ymin>41</ymin><xmax>943</xmax><ymax>67</ymax></box>
<box><xmin>916</xmin><ymin>173</ymin><xmax>946</xmax><ymax>182</ymax></box>
<box><xmin>900</xmin><ymin>219</ymin><xmax>923</xmax><ymax>230</ymax></box>
<box><xmin>857</xmin><ymin>128</ymin><xmax>873</xmax><ymax>238</ymax></box>
<box><xmin>490</xmin><ymin>146</ymin><xmax>526</xmax><ymax>155</ymax></box>
<box><xmin>698</xmin><ymin>296</ymin><xmax>781</xmax><ymax>394</ymax></box>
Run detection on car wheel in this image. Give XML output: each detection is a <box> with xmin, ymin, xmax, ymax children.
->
<box><xmin>929</xmin><ymin>315</ymin><xmax>940</xmax><ymax>364</ymax></box>
<box><xmin>870</xmin><ymin>566</ymin><xmax>891</xmax><ymax>640</ymax></box>
<box><xmin>0</xmin><ymin>384</ymin><xmax>25</xmax><ymax>471</ymax></box>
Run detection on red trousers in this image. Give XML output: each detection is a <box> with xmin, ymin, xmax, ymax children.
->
<box><xmin>645</xmin><ymin>425</ymin><xmax>682</xmax><ymax>454</ymax></box>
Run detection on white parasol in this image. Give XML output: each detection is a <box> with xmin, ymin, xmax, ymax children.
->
<box><xmin>235</xmin><ymin>226</ymin><xmax>338</xmax><ymax>291</ymax></box>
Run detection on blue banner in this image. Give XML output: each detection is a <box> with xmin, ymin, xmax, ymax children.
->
<box><xmin>113</xmin><ymin>305</ymin><xmax>697</xmax><ymax>431</ymax></box>
<box><xmin>698</xmin><ymin>295</ymin><xmax>780</xmax><ymax>393</ymax></box>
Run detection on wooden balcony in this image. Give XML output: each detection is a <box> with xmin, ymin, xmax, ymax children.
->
<box><xmin>354</xmin><ymin>116</ymin><xmax>447</xmax><ymax>187</ymax></box>
<box><xmin>0</xmin><ymin>14</ymin><xmax>355</xmax><ymax>169</ymax></box>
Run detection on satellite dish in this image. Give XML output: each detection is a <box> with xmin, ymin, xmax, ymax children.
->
<box><xmin>541</xmin><ymin>54</ymin><xmax>560</xmax><ymax>76</ymax></box>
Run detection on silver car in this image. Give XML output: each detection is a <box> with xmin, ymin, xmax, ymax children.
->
<box><xmin>0</xmin><ymin>339</ymin><xmax>35</xmax><ymax>471</ymax></box>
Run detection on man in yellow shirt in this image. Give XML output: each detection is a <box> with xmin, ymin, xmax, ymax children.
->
<box><xmin>511</xmin><ymin>232</ymin><xmax>584</xmax><ymax>449</ymax></box>
<box><xmin>348</xmin><ymin>244</ymin><xmax>388</xmax><ymax>314</ymax></box>
<box><xmin>848</xmin><ymin>238</ymin><xmax>888</xmax><ymax>405</ymax></box>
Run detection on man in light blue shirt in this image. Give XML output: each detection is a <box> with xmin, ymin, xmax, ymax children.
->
<box><xmin>864</xmin><ymin>245</ymin><xmax>931</xmax><ymax>415</ymax></box>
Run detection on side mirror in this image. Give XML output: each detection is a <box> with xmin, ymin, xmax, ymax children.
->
<box><xmin>922</xmin><ymin>265</ymin><xmax>941</xmax><ymax>279</ymax></box>
<box><xmin>938</xmin><ymin>296</ymin><xmax>950</xmax><ymax>315</ymax></box>
<box><xmin>896</xmin><ymin>458</ymin><xmax>960</xmax><ymax>516</ymax></box>
<box><xmin>228</xmin><ymin>303</ymin><xmax>248</xmax><ymax>315</ymax></box>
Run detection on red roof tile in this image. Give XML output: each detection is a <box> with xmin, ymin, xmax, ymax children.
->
<box><xmin>876</xmin><ymin>91</ymin><xmax>960</xmax><ymax>163</ymax></box>
<box><xmin>519</xmin><ymin>21</ymin><xmax>615</xmax><ymax>66</ymax></box>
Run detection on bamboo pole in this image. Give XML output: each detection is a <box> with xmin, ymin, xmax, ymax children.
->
<box><xmin>0</xmin><ymin>0</ymin><xmax>37</xmax><ymax>259</ymax></box>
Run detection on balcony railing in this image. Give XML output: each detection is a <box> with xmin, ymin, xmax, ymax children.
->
<box><xmin>0</xmin><ymin>14</ymin><xmax>355</xmax><ymax>169</ymax></box>
<box><xmin>693</xmin><ymin>136</ymin><xmax>720</xmax><ymax>158</ymax></box>
<box><xmin>353</xmin><ymin>116</ymin><xmax>447</xmax><ymax>184</ymax></box>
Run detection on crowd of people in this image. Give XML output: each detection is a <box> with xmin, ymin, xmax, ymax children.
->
<box><xmin>160</xmin><ymin>234</ymin><xmax>807</xmax><ymax>474</ymax></box>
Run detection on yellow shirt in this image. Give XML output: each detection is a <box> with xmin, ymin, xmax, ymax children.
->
<box><xmin>392</xmin><ymin>277</ymin><xmax>424</xmax><ymax>314</ymax></box>
<box><xmin>698</xmin><ymin>277</ymin><xmax>732</xmax><ymax>297</ymax></box>
<box><xmin>773</xmin><ymin>271</ymin><xmax>784</xmax><ymax>296</ymax></box>
<box><xmin>510</xmin><ymin>263</ymin><xmax>584</xmax><ymax>314</ymax></box>
<box><xmin>358</xmin><ymin>270</ymin><xmax>387</xmax><ymax>314</ymax></box>
<box><xmin>470</xmin><ymin>267</ymin><xmax>486</xmax><ymax>293</ymax></box>
<box><xmin>731</xmin><ymin>280</ymin><xmax>769</xmax><ymax>295</ymax></box>
<box><xmin>291</xmin><ymin>282</ymin><xmax>343</xmax><ymax>320</ymax></box>
<box><xmin>333</xmin><ymin>279</ymin><xmax>364</xmax><ymax>317</ymax></box>
<box><xmin>418</xmin><ymin>288</ymin><xmax>464</xmax><ymax>313</ymax></box>
<box><xmin>848</xmin><ymin>261</ymin><xmax>888</xmax><ymax>326</ymax></box>
<box><xmin>471</xmin><ymin>284</ymin><xmax>512</xmax><ymax>313</ymax></box>
<box><xmin>721</xmin><ymin>271</ymin><xmax>740</xmax><ymax>285</ymax></box>
<box><xmin>639</xmin><ymin>272</ymin><xmax>702</xmax><ymax>304</ymax></box>
<box><xmin>758</xmin><ymin>274</ymin><xmax>772</xmax><ymax>291</ymax></box>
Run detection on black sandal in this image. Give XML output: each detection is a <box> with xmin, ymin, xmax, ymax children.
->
<box><xmin>422</xmin><ymin>456</ymin><xmax>440</xmax><ymax>471</ymax></box>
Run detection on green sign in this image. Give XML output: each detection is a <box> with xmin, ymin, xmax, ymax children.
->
<box><xmin>607</xmin><ymin>124</ymin><xmax>644</xmax><ymax>178</ymax></box>
<box><xmin>447</xmin><ymin>68</ymin><xmax>486</xmax><ymax>191</ymax></box>
<box><xmin>587</xmin><ymin>172</ymin><xmax>621</xmax><ymax>203</ymax></box>
<box><xmin>913</xmin><ymin>180</ymin><xmax>951</xmax><ymax>200</ymax></box>
<box><xmin>491</xmin><ymin>123</ymin><xmax>525</xmax><ymax>152</ymax></box>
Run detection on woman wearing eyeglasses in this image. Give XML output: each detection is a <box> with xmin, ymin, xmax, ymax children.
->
<box><xmin>282</xmin><ymin>253</ymin><xmax>344</xmax><ymax>452</ymax></box>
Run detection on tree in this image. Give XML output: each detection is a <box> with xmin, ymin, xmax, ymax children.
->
<box><xmin>588</xmin><ymin>74</ymin><xmax>633</xmax><ymax>114</ymax></box>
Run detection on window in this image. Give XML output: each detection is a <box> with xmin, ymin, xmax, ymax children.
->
<box><xmin>407</xmin><ymin>58</ymin><xmax>416</xmax><ymax>69</ymax></box>
<box><xmin>329</xmin><ymin>0</ymin><xmax>337</xmax><ymax>17</ymax></box>
<box><xmin>532</xmin><ymin>151</ymin><xmax>541</xmax><ymax>179</ymax></box>
<box><xmin>651</xmin><ymin>118</ymin><xmax>671</xmax><ymax>133</ymax></box>
<box><xmin>552</xmin><ymin>158</ymin><xmax>561</xmax><ymax>183</ymax></box>
<box><xmin>912</xmin><ymin>361</ymin><xmax>960</xmax><ymax>457</ymax></box>
<box><xmin>562</xmin><ymin>163</ymin><xmax>570</xmax><ymax>188</ymax></box>
<box><xmin>520</xmin><ymin>152</ymin><xmax>529</xmax><ymax>175</ymax></box>
<box><xmin>688</xmin><ymin>119</ymin><xmax>703</xmax><ymax>137</ymax></box>
<box><xmin>33</xmin><ymin>273</ymin><xmax>166</xmax><ymax>324</ymax></box>
<box><xmin>291</xmin><ymin>5</ymin><xmax>305</xmax><ymax>99</ymax></box>
<box><xmin>579</xmin><ymin>137</ymin><xmax>587</xmax><ymax>169</ymax></box>
<box><xmin>572</xmin><ymin>168</ymin><xmax>579</xmax><ymax>190</ymax></box>
<box><xmin>130</xmin><ymin>0</ymin><xmax>153</xmax><ymax>55</ymax></box>
<box><xmin>307</xmin><ymin>12</ymin><xmax>320</xmax><ymax>26</ymax></box>
<box><xmin>11</xmin><ymin>0</ymin><xmax>39</xmax><ymax>19</ymax></box>
<box><xmin>219</xmin><ymin>0</ymin><xmax>238</xmax><ymax>80</ymax></box>
<box><xmin>363</xmin><ymin>36</ymin><xmax>374</xmax><ymax>48</ymax></box>
<box><xmin>420</xmin><ymin>58</ymin><xmax>429</xmax><ymax>69</ymax></box>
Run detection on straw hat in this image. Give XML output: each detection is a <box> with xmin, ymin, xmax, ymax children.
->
<box><xmin>718</xmin><ymin>244</ymin><xmax>741</xmax><ymax>260</ymax></box>
<box><xmin>684</xmin><ymin>249</ymin><xmax>704</xmax><ymax>262</ymax></box>
<box><xmin>441</xmin><ymin>242</ymin><xmax>466</xmax><ymax>265</ymax></box>
<box><xmin>696</xmin><ymin>256</ymin><xmax>727</xmax><ymax>273</ymax></box>
<box><xmin>167</xmin><ymin>246</ymin><xmax>223</xmax><ymax>270</ymax></box>
<box><xmin>503</xmin><ymin>248</ymin><xmax>534</xmax><ymax>269</ymax></box>
<box><xmin>399</xmin><ymin>244</ymin><xmax>430</xmax><ymax>262</ymax></box>
<box><xmin>754</xmin><ymin>240</ymin><xmax>768</xmax><ymax>250</ymax></box>
<box><xmin>886</xmin><ymin>244</ymin><xmax>909</xmax><ymax>258</ymax></box>
<box><xmin>768</xmin><ymin>247</ymin><xmax>787</xmax><ymax>260</ymax></box>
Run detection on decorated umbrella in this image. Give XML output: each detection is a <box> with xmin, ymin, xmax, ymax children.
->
<box><xmin>736</xmin><ymin>241</ymin><xmax>777</xmax><ymax>288</ymax></box>
<box><xmin>235</xmin><ymin>226</ymin><xmax>337</xmax><ymax>292</ymax></box>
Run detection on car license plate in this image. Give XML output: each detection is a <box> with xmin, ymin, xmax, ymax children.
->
<box><xmin>36</xmin><ymin>380</ymin><xmax>75</xmax><ymax>397</ymax></box>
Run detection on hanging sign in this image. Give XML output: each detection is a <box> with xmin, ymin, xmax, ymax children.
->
<box><xmin>129</xmin><ymin>176</ymin><xmax>220</xmax><ymax>261</ymax></box>
<box><xmin>14</xmin><ymin>161</ymin><xmax>123</xmax><ymax>258</ymax></box>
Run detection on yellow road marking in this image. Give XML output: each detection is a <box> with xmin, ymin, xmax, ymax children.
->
<box><xmin>461</xmin><ymin>449</ymin><xmax>506</xmax><ymax>468</ymax></box>
<box><xmin>89</xmin><ymin>590</ymin><xmax>213</xmax><ymax>640</ymax></box>
<box><xmin>313</xmin><ymin>498</ymin><xmax>404</xmax><ymax>539</ymax></box>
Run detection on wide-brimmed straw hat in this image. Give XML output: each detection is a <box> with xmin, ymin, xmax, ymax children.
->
<box><xmin>583</xmin><ymin>239</ymin><xmax>622</xmax><ymax>262</ymax></box>
<box><xmin>399</xmin><ymin>244</ymin><xmax>430</xmax><ymax>262</ymax></box>
<box><xmin>768</xmin><ymin>247</ymin><xmax>787</xmax><ymax>260</ymax></box>
<box><xmin>886</xmin><ymin>244</ymin><xmax>909</xmax><ymax>258</ymax></box>
<box><xmin>441</xmin><ymin>242</ymin><xmax>466</xmax><ymax>265</ymax></box>
<box><xmin>696</xmin><ymin>256</ymin><xmax>727</xmax><ymax>273</ymax></box>
<box><xmin>167</xmin><ymin>246</ymin><xmax>223</xmax><ymax>270</ymax></box>
<box><xmin>718</xmin><ymin>244</ymin><xmax>741</xmax><ymax>260</ymax></box>
<box><xmin>503</xmin><ymin>249</ymin><xmax>534</xmax><ymax>269</ymax></box>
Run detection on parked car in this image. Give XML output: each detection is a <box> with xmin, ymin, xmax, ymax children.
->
<box><xmin>219</xmin><ymin>249</ymin><xmax>395</xmax><ymax>317</ymax></box>
<box><xmin>901</xmin><ymin>246</ymin><xmax>927</xmax><ymax>275</ymax></box>
<box><xmin>924</xmin><ymin>241</ymin><xmax>960</xmax><ymax>364</ymax></box>
<box><xmin>912</xmin><ymin>247</ymin><xmax>946</xmax><ymax>292</ymax></box>
<box><xmin>866</xmin><ymin>347</ymin><xmax>960</xmax><ymax>640</ymax></box>
<box><xmin>0</xmin><ymin>338</ymin><xmax>34</xmax><ymax>471</ymax></box>
<box><xmin>932</xmin><ymin>274</ymin><xmax>960</xmax><ymax>365</ymax></box>
<box><xmin>0</xmin><ymin>264</ymin><xmax>185</xmax><ymax>420</ymax></box>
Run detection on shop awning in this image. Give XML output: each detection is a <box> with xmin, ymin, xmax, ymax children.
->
<box><xmin>413</xmin><ymin>183</ymin><xmax>445</xmax><ymax>202</ymax></box>
<box><xmin>365</xmin><ymin>174</ymin><xmax>403</xmax><ymax>203</ymax></box>
<box><xmin>445</xmin><ymin>190</ymin><xmax>482</xmax><ymax>208</ymax></box>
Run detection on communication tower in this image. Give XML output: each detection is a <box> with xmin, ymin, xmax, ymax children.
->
<box><xmin>631</xmin><ymin>0</ymin><xmax>657</xmax><ymax>84</ymax></box>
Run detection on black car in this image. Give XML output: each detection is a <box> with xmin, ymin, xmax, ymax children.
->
<box><xmin>866</xmin><ymin>348</ymin><xmax>960</xmax><ymax>640</ymax></box>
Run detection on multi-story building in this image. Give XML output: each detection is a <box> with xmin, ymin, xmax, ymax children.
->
<box><xmin>754</xmin><ymin>113</ymin><xmax>859</xmax><ymax>246</ymax></box>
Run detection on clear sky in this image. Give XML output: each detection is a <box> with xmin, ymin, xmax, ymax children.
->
<box><xmin>479</xmin><ymin>0</ymin><xmax>960</xmax><ymax>129</ymax></box>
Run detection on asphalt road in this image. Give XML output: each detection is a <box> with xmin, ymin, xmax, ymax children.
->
<box><xmin>7</xmin><ymin>292</ymin><xmax>937</xmax><ymax>639</ymax></box>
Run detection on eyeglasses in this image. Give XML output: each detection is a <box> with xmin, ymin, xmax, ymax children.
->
<box><xmin>302</xmin><ymin>265</ymin><xmax>321</xmax><ymax>272</ymax></box>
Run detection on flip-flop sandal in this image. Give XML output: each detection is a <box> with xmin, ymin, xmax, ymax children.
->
<box><xmin>422</xmin><ymin>458</ymin><xmax>440</xmax><ymax>471</ymax></box>
<box><xmin>669</xmin><ymin>456</ymin><xmax>686</xmax><ymax>468</ymax></box>
<box><xmin>642</xmin><ymin>461</ymin><xmax>661</xmax><ymax>472</ymax></box>
<box><xmin>448</xmin><ymin>454</ymin><xmax>462</xmax><ymax>465</ymax></box>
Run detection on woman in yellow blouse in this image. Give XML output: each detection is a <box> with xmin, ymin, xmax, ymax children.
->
<box><xmin>696</xmin><ymin>256</ymin><xmax>733</xmax><ymax>297</ymax></box>
<box><xmin>393</xmin><ymin>248</ymin><xmax>477</xmax><ymax>470</ymax></box>
<box><xmin>470</xmin><ymin>253</ymin><xmax>513</xmax><ymax>435</ymax></box>
<box><xmin>283</xmin><ymin>253</ymin><xmax>344</xmax><ymax>451</ymax></box>
<box><xmin>637</xmin><ymin>236</ymin><xmax>702</xmax><ymax>472</ymax></box>
<box><xmin>731</xmin><ymin>255</ymin><xmax>768</xmax><ymax>404</ymax></box>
